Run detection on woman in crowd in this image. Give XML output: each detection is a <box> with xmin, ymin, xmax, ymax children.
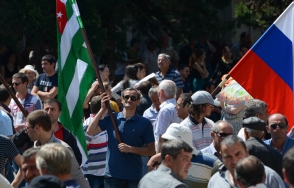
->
<box><xmin>98</xmin><ymin>64</ymin><xmax>110</xmax><ymax>83</ymax></box>
<box><xmin>189</xmin><ymin>48</ymin><xmax>209</xmax><ymax>92</ymax></box>
<box><xmin>211</xmin><ymin>46</ymin><xmax>237</xmax><ymax>85</ymax></box>
<box><xmin>1</xmin><ymin>51</ymin><xmax>20</xmax><ymax>83</ymax></box>
<box><xmin>19</xmin><ymin>65</ymin><xmax>39</xmax><ymax>93</ymax></box>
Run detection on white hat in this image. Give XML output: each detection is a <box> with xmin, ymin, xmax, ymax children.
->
<box><xmin>19</xmin><ymin>65</ymin><xmax>39</xmax><ymax>78</ymax></box>
<box><xmin>162</xmin><ymin>123</ymin><xmax>200</xmax><ymax>155</ymax></box>
<box><xmin>191</xmin><ymin>90</ymin><xmax>220</xmax><ymax>106</ymax></box>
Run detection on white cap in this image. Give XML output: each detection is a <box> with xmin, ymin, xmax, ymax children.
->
<box><xmin>162</xmin><ymin>123</ymin><xmax>199</xmax><ymax>155</ymax></box>
<box><xmin>191</xmin><ymin>90</ymin><xmax>219</xmax><ymax>106</ymax></box>
<box><xmin>19</xmin><ymin>65</ymin><xmax>39</xmax><ymax>78</ymax></box>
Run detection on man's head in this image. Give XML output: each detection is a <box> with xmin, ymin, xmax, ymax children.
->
<box><xmin>242</xmin><ymin>117</ymin><xmax>266</xmax><ymax>140</ymax></box>
<box><xmin>178</xmin><ymin>64</ymin><xmax>190</xmax><ymax>79</ymax></box>
<box><xmin>211</xmin><ymin>120</ymin><xmax>233</xmax><ymax>151</ymax></box>
<box><xmin>188</xmin><ymin>90</ymin><xmax>219</xmax><ymax>118</ymax></box>
<box><xmin>148</xmin><ymin>87</ymin><xmax>160</xmax><ymax>111</ymax></box>
<box><xmin>12</xmin><ymin>73</ymin><xmax>28</xmax><ymax>93</ymax></box>
<box><xmin>234</xmin><ymin>156</ymin><xmax>265</xmax><ymax>188</ymax></box>
<box><xmin>244</xmin><ymin>99</ymin><xmax>268</xmax><ymax>122</ymax></box>
<box><xmin>21</xmin><ymin>147</ymin><xmax>40</xmax><ymax>183</ymax></box>
<box><xmin>203</xmin><ymin>81</ymin><xmax>215</xmax><ymax>94</ymax></box>
<box><xmin>267</xmin><ymin>113</ymin><xmax>288</xmax><ymax>141</ymax></box>
<box><xmin>121</xmin><ymin>88</ymin><xmax>141</xmax><ymax>110</ymax></box>
<box><xmin>158</xmin><ymin>80</ymin><xmax>177</xmax><ymax>103</ymax></box>
<box><xmin>90</xmin><ymin>95</ymin><xmax>101</xmax><ymax>115</ymax></box>
<box><xmin>137</xmin><ymin>81</ymin><xmax>152</xmax><ymax>95</ymax></box>
<box><xmin>25</xmin><ymin>110</ymin><xmax>52</xmax><ymax>141</ymax></box>
<box><xmin>220</xmin><ymin>135</ymin><xmax>249</xmax><ymax>175</ymax></box>
<box><xmin>41</xmin><ymin>55</ymin><xmax>56</xmax><ymax>74</ymax></box>
<box><xmin>157</xmin><ymin>53</ymin><xmax>171</xmax><ymax>71</ymax></box>
<box><xmin>283</xmin><ymin>147</ymin><xmax>294</xmax><ymax>188</ymax></box>
<box><xmin>176</xmin><ymin>93</ymin><xmax>191</xmax><ymax>119</ymax></box>
<box><xmin>161</xmin><ymin>139</ymin><xmax>193</xmax><ymax>180</ymax></box>
<box><xmin>0</xmin><ymin>84</ymin><xmax>11</xmax><ymax>104</ymax></box>
<box><xmin>43</xmin><ymin>99</ymin><xmax>62</xmax><ymax>125</ymax></box>
<box><xmin>36</xmin><ymin>143</ymin><xmax>72</xmax><ymax>176</ymax></box>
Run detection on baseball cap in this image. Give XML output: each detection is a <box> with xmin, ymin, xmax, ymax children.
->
<box><xmin>191</xmin><ymin>90</ymin><xmax>220</xmax><ymax>106</ymax></box>
<box><xmin>162</xmin><ymin>123</ymin><xmax>199</xmax><ymax>155</ymax></box>
<box><xmin>242</xmin><ymin>117</ymin><xmax>266</xmax><ymax>131</ymax></box>
<box><xmin>25</xmin><ymin>175</ymin><xmax>66</xmax><ymax>188</ymax></box>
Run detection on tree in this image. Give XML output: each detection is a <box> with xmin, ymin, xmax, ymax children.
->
<box><xmin>235</xmin><ymin>0</ymin><xmax>293</xmax><ymax>33</ymax></box>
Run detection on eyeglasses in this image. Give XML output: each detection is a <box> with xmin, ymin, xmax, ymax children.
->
<box><xmin>270</xmin><ymin>123</ymin><xmax>287</xmax><ymax>130</ymax></box>
<box><xmin>11</xmin><ymin>82</ymin><xmax>22</xmax><ymax>86</ymax></box>
<box><xmin>123</xmin><ymin>95</ymin><xmax>138</xmax><ymax>102</ymax></box>
<box><xmin>214</xmin><ymin>132</ymin><xmax>232</xmax><ymax>138</ymax></box>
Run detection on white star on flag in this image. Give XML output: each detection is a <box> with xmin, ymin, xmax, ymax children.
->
<box><xmin>57</xmin><ymin>12</ymin><xmax>63</xmax><ymax>18</ymax></box>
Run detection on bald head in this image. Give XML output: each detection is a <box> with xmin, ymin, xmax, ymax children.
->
<box><xmin>211</xmin><ymin>120</ymin><xmax>234</xmax><ymax>151</ymax></box>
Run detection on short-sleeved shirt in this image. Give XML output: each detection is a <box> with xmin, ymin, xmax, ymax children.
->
<box><xmin>155</xmin><ymin>68</ymin><xmax>184</xmax><ymax>89</ymax></box>
<box><xmin>264</xmin><ymin>136</ymin><xmax>294</xmax><ymax>155</ymax></box>
<box><xmin>99</xmin><ymin>112</ymin><xmax>155</xmax><ymax>180</ymax></box>
<box><xmin>180</xmin><ymin>116</ymin><xmax>214</xmax><ymax>150</ymax></box>
<box><xmin>143</xmin><ymin>105</ymin><xmax>159</xmax><ymax>125</ymax></box>
<box><xmin>0</xmin><ymin>135</ymin><xmax>19</xmax><ymax>174</ymax></box>
<box><xmin>9</xmin><ymin>93</ymin><xmax>42</xmax><ymax>126</ymax></box>
<box><xmin>34</xmin><ymin>72</ymin><xmax>58</xmax><ymax>96</ymax></box>
<box><xmin>0</xmin><ymin>110</ymin><xmax>13</xmax><ymax>136</ymax></box>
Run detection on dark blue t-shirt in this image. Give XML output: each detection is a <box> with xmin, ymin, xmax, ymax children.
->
<box><xmin>34</xmin><ymin>72</ymin><xmax>58</xmax><ymax>99</ymax></box>
<box><xmin>99</xmin><ymin>112</ymin><xmax>154</xmax><ymax>180</ymax></box>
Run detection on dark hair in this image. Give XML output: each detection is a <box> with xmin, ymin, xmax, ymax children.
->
<box><xmin>161</xmin><ymin>139</ymin><xmax>193</xmax><ymax>161</ymax></box>
<box><xmin>41</xmin><ymin>55</ymin><xmax>56</xmax><ymax>64</ymax></box>
<box><xmin>12</xmin><ymin>73</ymin><xmax>28</xmax><ymax>84</ymax></box>
<box><xmin>122</xmin><ymin>88</ymin><xmax>141</xmax><ymax>99</ymax></box>
<box><xmin>283</xmin><ymin>147</ymin><xmax>294</xmax><ymax>185</ymax></box>
<box><xmin>220</xmin><ymin>135</ymin><xmax>247</xmax><ymax>152</ymax></box>
<box><xmin>22</xmin><ymin>147</ymin><xmax>40</xmax><ymax>160</ymax></box>
<box><xmin>203</xmin><ymin>80</ymin><xmax>215</xmax><ymax>90</ymax></box>
<box><xmin>189</xmin><ymin>48</ymin><xmax>205</xmax><ymax>67</ymax></box>
<box><xmin>240</xmin><ymin>32</ymin><xmax>248</xmax><ymax>40</ymax></box>
<box><xmin>43</xmin><ymin>99</ymin><xmax>62</xmax><ymax>111</ymax></box>
<box><xmin>235</xmin><ymin>156</ymin><xmax>265</xmax><ymax>186</ymax></box>
<box><xmin>137</xmin><ymin>81</ymin><xmax>152</xmax><ymax>95</ymax></box>
<box><xmin>98</xmin><ymin>64</ymin><xmax>108</xmax><ymax>71</ymax></box>
<box><xmin>178</xmin><ymin>64</ymin><xmax>189</xmax><ymax>71</ymax></box>
<box><xmin>90</xmin><ymin>96</ymin><xmax>101</xmax><ymax>114</ymax></box>
<box><xmin>187</xmin><ymin>103</ymin><xmax>207</xmax><ymax>119</ymax></box>
<box><xmin>239</xmin><ymin>44</ymin><xmax>249</xmax><ymax>51</ymax></box>
<box><xmin>244</xmin><ymin>99</ymin><xmax>267</xmax><ymax>119</ymax></box>
<box><xmin>27</xmin><ymin>110</ymin><xmax>51</xmax><ymax>131</ymax></box>
<box><xmin>122</xmin><ymin>63</ymin><xmax>146</xmax><ymax>90</ymax></box>
<box><xmin>180</xmin><ymin>93</ymin><xmax>192</xmax><ymax>108</ymax></box>
<box><xmin>0</xmin><ymin>84</ymin><xmax>10</xmax><ymax>102</ymax></box>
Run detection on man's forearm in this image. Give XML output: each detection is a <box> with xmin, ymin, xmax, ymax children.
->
<box><xmin>11</xmin><ymin>169</ymin><xmax>23</xmax><ymax>188</ymax></box>
<box><xmin>86</xmin><ymin>109</ymin><xmax>106</xmax><ymax>135</ymax></box>
<box><xmin>37</xmin><ymin>91</ymin><xmax>56</xmax><ymax>101</ymax></box>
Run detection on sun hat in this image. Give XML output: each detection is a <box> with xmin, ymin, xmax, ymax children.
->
<box><xmin>19</xmin><ymin>65</ymin><xmax>39</xmax><ymax>78</ymax></box>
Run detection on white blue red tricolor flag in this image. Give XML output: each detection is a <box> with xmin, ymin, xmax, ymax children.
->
<box><xmin>230</xmin><ymin>2</ymin><xmax>294</xmax><ymax>128</ymax></box>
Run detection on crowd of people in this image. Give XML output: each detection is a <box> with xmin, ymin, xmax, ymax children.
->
<box><xmin>1</xmin><ymin>32</ymin><xmax>294</xmax><ymax>188</ymax></box>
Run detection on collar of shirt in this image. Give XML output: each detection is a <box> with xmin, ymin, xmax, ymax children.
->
<box><xmin>265</xmin><ymin>136</ymin><xmax>292</xmax><ymax>154</ymax></box>
<box><xmin>248</xmin><ymin>183</ymin><xmax>267</xmax><ymax>188</ymax></box>
<box><xmin>160</xmin><ymin>98</ymin><xmax>176</xmax><ymax>109</ymax></box>
<box><xmin>34</xmin><ymin>133</ymin><xmax>57</xmax><ymax>147</ymax></box>
<box><xmin>218</xmin><ymin>165</ymin><xmax>237</xmax><ymax>188</ymax></box>
<box><xmin>158</xmin><ymin>164</ymin><xmax>184</xmax><ymax>183</ymax></box>
<box><xmin>209</xmin><ymin>143</ymin><xmax>218</xmax><ymax>156</ymax></box>
<box><xmin>150</xmin><ymin>104</ymin><xmax>159</xmax><ymax>113</ymax></box>
<box><xmin>188</xmin><ymin>115</ymin><xmax>207</xmax><ymax>125</ymax></box>
<box><xmin>117</xmin><ymin>112</ymin><xmax>138</xmax><ymax>121</ymax></box>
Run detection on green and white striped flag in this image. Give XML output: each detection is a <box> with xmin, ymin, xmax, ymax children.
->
<box><xmin>56</xmin><ymin>0</ymin><xmax>95</xmax><ymax>163</ymax></box>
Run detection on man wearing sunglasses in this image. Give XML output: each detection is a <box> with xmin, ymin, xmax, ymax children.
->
<box><xmin>87</xmin><ymin>88</ymin><xmax>155</xmax><ymax>188</ymax></box>
<box><xmin>243</xmin><ymin>117</ymin><xmax>283</xmax><ymax>178</ymax></box>
<box><xmin>201</xmin><ymin>120</ymin><xmax>233</xmax><ymax>160</ymax></box>
<box><xmin>264</xmin><ymin>113</ymin><xmax>294</xmax><ymax>155</ymax></box>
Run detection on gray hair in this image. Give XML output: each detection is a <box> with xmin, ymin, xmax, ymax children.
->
<box><xmin>158</xmin><ymin>53</ymin><xmax>171</xmax><ymax>61</ymax></box>
<box><xmin>148</xmin><ymin>87</ymin><xmax>158</xmax><ymax>98</ymax></box>
<box><xmin>211</xmin><ymin>120</ymin><xmax>234</xmax><ymax>132</ymax></box>
<box><xmin>220</xmin><ymin>135</ymin><xmax>247</xmax><ymax>152</ymax></box>
<box><xmin>158</xmin><ymin>80</ymin><xmax>177</xmax><ymax>98</ymax></box>
<box><xmin>244</xmin><ymin>99</ymin><xmax>267</xmax><ymax>119</ymax></box>
<box><xmin>245</xmin><ymin>128</ymin><xmax>264</xmax><ymax>137</ymax></box>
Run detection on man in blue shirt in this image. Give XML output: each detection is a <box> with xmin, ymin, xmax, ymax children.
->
<box><xmin>264</xmin><ymin>113</ymin><xmax>294</xmax><ymax>155</ymax></box>
<box><xmin>87</xmin><ymin>88</ymin><xmax>155</xmax><ymax>188</ymax></box>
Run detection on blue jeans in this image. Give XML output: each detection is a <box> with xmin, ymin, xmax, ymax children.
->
<box><xmin>104</xmin><ymin>176</ymin><xmax>139</xmax><ymax>188</ymax></box>
<box><xmin>84</xmin><ymin>174</ymin><xmax>104</xmax><ymax>188</ymax></box>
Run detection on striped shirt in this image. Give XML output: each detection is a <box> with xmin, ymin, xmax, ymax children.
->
<box><xmin>111</xmin><ymin>80</ymin><xmax>139</xmax><ymax>100</ymax></box>
<box><xmin>9</xmin><ymin>93</ymin><xmax>42</xmax><ymax>126</ymax></box>
<box><xmin>0</xmin><ymin>135</ymin><xmax>19</xmax><ymax>174</ymax></box>
<box><xmin>155</xmin><ymin>68</ymin><xmax>184</xmax><ymax>88</ymax></box>
<box><xmin>180</xmin><ymin>116</ymin><xmax>214</xmax><ymax>150</ymax></box>
<box><xmin>82</xmin><ymin>115</ymin><xmax>108</xmax><ymax>176</ymax></box>
<box><xmin>185</xmin><ymin>151</ymin><xmax>223</xmax><ymax>188</ymax></box>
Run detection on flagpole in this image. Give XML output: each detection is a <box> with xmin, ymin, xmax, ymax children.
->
<box><xmin>0</xmin><ymin>74</ymin><xmax>28</xmax><ymax>117</ymax></box>
<box><xmin>210</xmin><ymin>74</ymin><xmax>231</xmax><ymax>97</ymax></box>
<box><xmin>80</xmin><ymin>29</ymin><xmax>122</xmax><ymax>144</ymax></box>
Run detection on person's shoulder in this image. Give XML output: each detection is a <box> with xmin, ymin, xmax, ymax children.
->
<box><xmin>38</xmin><ymin>73</ymin><xmax>47</xmax><ymax>78</ymax></box>
<box><xmin>204</xmin><ymin>117</ymin><xmax>215</xmax><ymax>126</ymax></box>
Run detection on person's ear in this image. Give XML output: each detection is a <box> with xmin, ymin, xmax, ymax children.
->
<box><xmin>211</xmin><ymin>132</ymin><xmax>214</xmax><ymax>138</ymax></box>
<box><xmin>283</xmin><ymin>168</ymin><xmax>290</xmax><ymax>184</ymax></box>
<box><xmin>164</xmin><ymin>155</ymin><xmax>172</xmax><ymax>167</ymax></box>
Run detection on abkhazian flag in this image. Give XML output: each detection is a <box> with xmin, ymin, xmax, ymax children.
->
<box><xmin>56</xmin><ymin>0</ymin><xmax>96</xmax><ymax>163</ymax></box>
<box><xmin>229</xmin><ymin>2</ymin><xmax>294</xmax><ymax>128</ymax></box>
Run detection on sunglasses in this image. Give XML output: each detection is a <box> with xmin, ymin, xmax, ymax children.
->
<box><xmin>214</xmin><ymin>132</ymin><xmax>232</xmax><ymax>138</ymax></box>
<box><xmin>270</xmin><ymin>123</ymin><xmax>287</xmax><ymax>130</ymax></box>
<box><xmin>11</xmin><ymin>82</ymin><xmax>22</xmax><ymax>86</ymax></box>
<box><xmin>123</xmin><ymin>95</ymin><xmax>138</xmax><ymax>102</ymax></box>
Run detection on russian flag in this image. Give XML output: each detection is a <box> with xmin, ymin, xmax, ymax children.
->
<box><xmin>229</xmin><ymin>2</ymin><xmax>294</xmax><ymax>128</ymax></box>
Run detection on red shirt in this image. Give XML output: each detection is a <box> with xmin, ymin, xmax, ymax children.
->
<box><xmin>54</xmin><ymin>122</ymin><xmax>64</xmax><ymax>141</ymax></box>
